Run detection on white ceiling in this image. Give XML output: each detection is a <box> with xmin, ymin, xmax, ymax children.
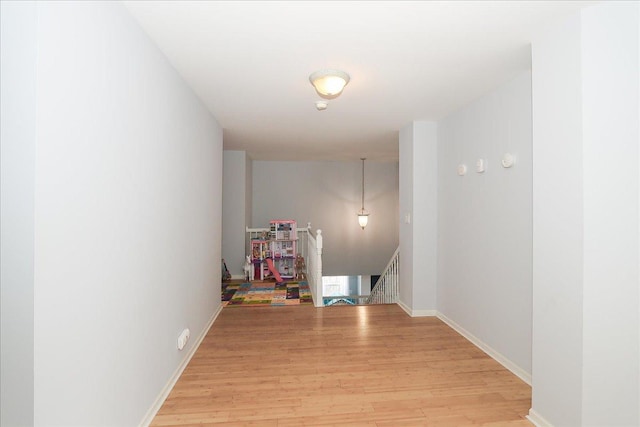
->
<box><xmin>124</xmin><ymin>1</ymin><xmax>593</xmax><ymax>161</ymax></box>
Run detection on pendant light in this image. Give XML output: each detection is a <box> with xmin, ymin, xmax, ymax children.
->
<box><xmin>357</xmin><ymin>158</ymin><xmax>369</xmax><ymax>229</ymax></box>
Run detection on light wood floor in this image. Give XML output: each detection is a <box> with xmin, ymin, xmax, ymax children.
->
<box><xmin>152</xmin><ymin>304</ymin><xmax>531</xmax><ymax>426</ymax></box>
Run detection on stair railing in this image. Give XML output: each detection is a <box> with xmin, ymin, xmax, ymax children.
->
<box><xmin>366</xmin><ymin>246</ymin><xmax>399</xmax><ymax>304</ymax></box>
<box><xmin>304</xmin><ymin>227</ymin><xmax>323</xmax><ymax>307</ymax></box>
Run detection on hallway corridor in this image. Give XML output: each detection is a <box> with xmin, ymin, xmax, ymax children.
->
<box><xmin>152</xmin><ymin>304</ymin><xmax>531</xmax><ymax>426</ymax></box>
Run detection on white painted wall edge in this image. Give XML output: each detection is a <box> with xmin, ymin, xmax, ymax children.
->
<box><xmin>526</xmin><ymin>409</ymin><xmax>553</xmax><ymax>427</ymax></box>
<box><xmin>138</xmin><ymin>305</ymin><xmax>223</xmax><ymax>427</ymax></box>
<box><xmin>436</xmin><ymin>312</ymin><xmax>532</xmax><ymax>386</ymax></box>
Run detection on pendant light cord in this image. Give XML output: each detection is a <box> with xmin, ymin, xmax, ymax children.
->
<box><xmin>361</xmin><ymin>158</ymin><xmax>365</xmax><ymax>210</ymax></box>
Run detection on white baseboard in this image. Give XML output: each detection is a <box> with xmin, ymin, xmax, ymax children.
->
<box><xmin>526</xmin><ymin>409</ymin><xmax>553</xmax><ymax>427</ymax></box>
<box><xmin>435</xmin><ymin>312</ymin><xmax>532</xmax><ymax>386</ymax></box>
<box><xmin>396</xmin><ymin>300</ymin><xmax>436</xmax><ymax>317</ymax></box>
<box><xmin>397</xmin><ymin>300</ymin><xmax>412</xmax><ymax>316</ymax></box>
<box><xmin>411</xmin><ymin>308</ymin><xmax>437</xmax><ymax>317</ymax></box>
<box><xmin>138</xmin><ymin>304</ymin><xmax>223</xmax><ymax>427</ymax></box>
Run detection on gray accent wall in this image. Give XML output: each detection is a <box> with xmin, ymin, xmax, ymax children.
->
<box><xmin>1</xmin><ymin>2</ymin><xmax>224</xmax><ymax>425</ymax></box>
<box><xmin>252</xmin><ymin>160</ymin><xmax>399</xmax><ymax>276</ymax></box>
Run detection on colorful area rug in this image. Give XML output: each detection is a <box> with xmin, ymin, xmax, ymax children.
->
<box><xmin>222</xmin><ymin>281</ymin><xmax>313</xmax><ymax>307</ymax></box>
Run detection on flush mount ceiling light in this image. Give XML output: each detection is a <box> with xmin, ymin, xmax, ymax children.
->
<box><xmin>309</xmin><ymin>69</ymin><xmax>350</xmax><ymax>99</ymax></box>
<box><xmin>357</xmin><ymin>158</ymin><xmax>369</xmax><ymax>230</ymax></box>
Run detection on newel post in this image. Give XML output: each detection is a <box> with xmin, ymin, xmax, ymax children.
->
<box><xmin>316</xmin><ymin>229</ymin><xmax>322</xmax><ymax>252</ymax></box>
<box><xmin>315</xmin><ymin>229</ymin><xmax>323</xmax><ymax>274</ymax></box>
<box><xmin>315</xmin><ymin>229</ymin><xmax>323</xmax><ymax>307</ymax></box>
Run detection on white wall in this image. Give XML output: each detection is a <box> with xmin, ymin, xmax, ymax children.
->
<box><xmin>0</xmin><ymin>2</ymin><xmax>37</xmax><ymax>425</ymax></box>
<box><xmin>398</xmin><ymin>125</ymin><xmax>415</xmax><ymax>308</ymax></box>
<box><xmin>581</xmin><ymin>3</ymin><xmax>639</xmax><ymax>424</ymax></box>
<box><xmin>399</xmin><ymin>122</ymin><xmax>438</xmax><ymax>313</ymax></box>
<box><xmin>437</xmin><ymin>72</ymin><xmax>533</xmax><ymax>377</ymax></box>
<box><xmin>252</xmin><ymin>160</ymin><xmax>399</xmax><ymax>276</ymax></box>
<box><xmin>223</xmin><ymin>151</ymin><xmax>250</xmax><ymax>276</ymax></box>
<box><xmin>412</xmin><ymin>123</ymin><xmax>438</xmax><ymax>312</ymax></box>
<box><xmin>531</xmin><ymin>2</ymin><xmax>639</xmax><ymax>425</ymax></box>
<box><xmin>245</xmin><ymin>153</ymin><xmax>253</xmax><ymax>262</ymax></box>
<box><xmin>1</xmin><ymin>2</ymin><xmax>224</xmax><ymax>425</ymax></box>
<box><xmin>531</xmin><ymin>13</ymin><xmax>584</xmax><ymax>426</ymax></box>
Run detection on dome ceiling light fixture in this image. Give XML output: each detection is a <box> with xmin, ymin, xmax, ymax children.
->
<box><xmin>309</xmin><ymin>69</ymin><xmax>350</xmax><ymax>99</ymax></box>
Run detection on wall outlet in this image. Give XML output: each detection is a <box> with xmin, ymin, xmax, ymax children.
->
<box><xmin>177</xmin><ymin>328</ymin><xmax>190</xmax><ymax>351</ymax></box>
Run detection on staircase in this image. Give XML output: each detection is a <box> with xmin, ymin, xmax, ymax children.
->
<box><xmin>322</xmin><ymin>247</ymin><xmax>399</xmax><ymax>306</ymax></box>
<box><xmin>364</xmin><ymin>246</ymin><xmax>399</xmax><ymax>304</ymax></box>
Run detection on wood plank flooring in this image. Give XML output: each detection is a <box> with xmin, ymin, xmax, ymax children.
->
<box><xmin>152</xmin><ymin>304</ymin><xmax>531</xmax><ymax>426</ymax></box>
